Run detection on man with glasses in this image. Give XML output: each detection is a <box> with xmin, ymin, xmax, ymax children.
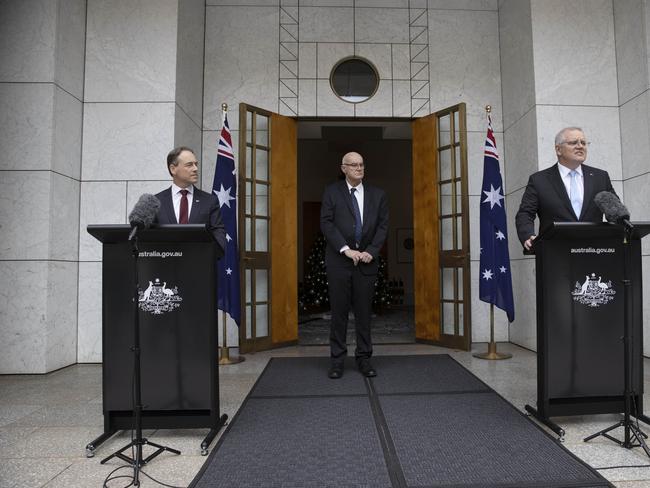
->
<box><xmin>154</xmin><ymin>146</ymin><xmax>226</xmax><ymax>256</ymax></box>
<box><xmin>515</xmin><ymin>127</ymin><xmax>617</xmax><ymax>251</ymax></box>
<box><xmin>320</xmin><ymin>152</ymin><xmax>389</xmax><ymax>379</ymax></box>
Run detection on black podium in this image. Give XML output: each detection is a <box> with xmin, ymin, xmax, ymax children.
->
<box><xmin>86</xmin><ymin>224</ymin><xmax>227</xmax><ymax>456</ymax></box>
<box><xmin>525</xmin><ymin>222</ymin><xmax>650</xmax><ymax>439</ymax></box>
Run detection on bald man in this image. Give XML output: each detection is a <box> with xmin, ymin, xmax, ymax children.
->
<box><xmin>320</xmin><ymin>152</ymin><xmax>389</xmax><ymax>379</ymax></box>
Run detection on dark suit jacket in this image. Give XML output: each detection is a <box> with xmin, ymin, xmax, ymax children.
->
<box><xmin>320</xmin><ymin>180</ymin><xmax>389</xmax><ymax>275</ymax></box>
<box><xmin>155</xmin><ymin>186</ymin><xmax>226</xmax><ymax>257</ymax></box>
<box><xmin>515</xmin><ymin>163</ymin><xmax>616</xmax><ymax>245</ymax></box>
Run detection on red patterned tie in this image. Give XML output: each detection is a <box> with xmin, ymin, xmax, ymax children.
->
<box><xmin>179</xmin><ymin>189</ymin><xmax>189</xmax><ymax>224</ymax></box>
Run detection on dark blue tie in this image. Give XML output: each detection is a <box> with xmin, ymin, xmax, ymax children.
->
<box><xmin>350</xmin><ymin>187</ymin><xmax>362</xmax><ymax>247</ymax></box>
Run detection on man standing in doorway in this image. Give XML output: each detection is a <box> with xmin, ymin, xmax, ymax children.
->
<box><xmin>320</xmin><ymin>152</ymin><xmax>389</xmax><ymax>379</ymax></box>
<box><xmin>515</xmin><ymin>127</ymin><xmax>617</xmax><ymax>250</ymax></box>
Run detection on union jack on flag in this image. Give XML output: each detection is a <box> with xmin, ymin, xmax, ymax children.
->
<box><xmin>212</xmin><ymin>112</ymin><xmax>241</xmax><ymax>326</ymax></box>
<box><xmin>479</xmin><ymin>114</ymin><xmax>515</xmax><ymax>322</ymax></box>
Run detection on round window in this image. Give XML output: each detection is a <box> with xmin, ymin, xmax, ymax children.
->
<box><xmin>330</xmin><ymin>57</ymin><xmax>379</xmax><ymax>104</ymax></box>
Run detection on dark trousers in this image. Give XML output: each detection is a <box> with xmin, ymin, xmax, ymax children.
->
<box><xmin>327</xmin><ymin>265</ymin><xmax>376</xmax><ymax>364</ymax></box>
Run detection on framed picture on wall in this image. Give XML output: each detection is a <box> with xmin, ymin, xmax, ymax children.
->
<box><xmin>396</xmin><ymin>228</ymin><xmax>414</xmax><ymax>263</ymax></box>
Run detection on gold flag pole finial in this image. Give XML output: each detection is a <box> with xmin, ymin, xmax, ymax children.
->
<box><xmin>485</xmin><ymin>104</ymin><xmax>492</xmax><ymax>114</ymax></box>
<box><xmin>221</xmin><ymin>102</ymin><xmax>228</xmax><ymax>112</ymax></box>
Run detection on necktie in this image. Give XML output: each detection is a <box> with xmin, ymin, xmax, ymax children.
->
<box><xmin>569</xmin><ymin>170</ymin><xmax>582</xmax><ymax>218</ymax></box>
<box><xmin>350</xmin><ymin>188</ymin><xmax>362</xmax><ymax>247</ymax></box>
<box><xmin>179</xmin><ymin>189</ymin><xmax>189</xmax><ymax>224</ymax></box>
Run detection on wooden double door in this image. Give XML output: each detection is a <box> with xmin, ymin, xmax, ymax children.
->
<box><xmin>238</xmin><ymin>103</ymin><xmax>471</xmax><ymax>354</ymax></box>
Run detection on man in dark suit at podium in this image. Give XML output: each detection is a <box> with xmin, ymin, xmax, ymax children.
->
<box><xmin>155</xmin><ymin>146</ymin><xmax>226</xmax><ymax>256</ymax></box>
<box><xmin>515</xmin><ymin>127</ymin><xmax>617</xmax><ymax>251</ymax></box>
<box><xmin>320</xmin><ymin>151</ymin><xmax>389</xmax><ymax>379</ymax></box>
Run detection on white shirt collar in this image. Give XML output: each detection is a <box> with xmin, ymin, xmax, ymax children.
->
<box><xmin>557</xmin><ymin>163</ymin><xmax>583</xmax><ymax>178</ymax></box>
<box><xmin>346</xmin><ymin>180</ymin><xmax>363</xmax><ymax>193</ymax></box>
<box><xmin>172</xmin><ymin>183</ymin><xmax>194</xmax><ymax>196</ymax></box>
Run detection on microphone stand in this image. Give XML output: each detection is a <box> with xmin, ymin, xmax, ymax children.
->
<box><xmin>584</xmin><ymin>223</ymin><xmax>650</xmax><ymax>457</ymax></box>
<box><xmin>101</xmin><ymin>227</ymin><xmax>180</xmax><ymax>484</ymax></box>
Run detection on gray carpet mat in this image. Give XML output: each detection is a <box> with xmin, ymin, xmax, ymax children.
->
<box><xmin>190</xmin><ymin>355</ymin><xmax>612</xmax><ymax>488</ymax></box>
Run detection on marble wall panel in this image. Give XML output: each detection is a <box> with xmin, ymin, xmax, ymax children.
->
<box><xmin>81</xmin><ymin>102</ymin><xmax>175</xmax><ymax>181</ymax></box>
<box><xmin>84</xmin><ymin>0</ymin><xmax>178</xmax><ymax>102</ymax></box>
<box><xmin>355</xmin><ymin>8</ymin><xmax>409</xmax><ymax>44</ymax></box>
<box><xmin>54</xmin><ymin>0</ymin><xmax>86</xmax><ymax>99</ymax></box>
<box><xmin>354</xmin><ymin>80</ymin><xmax>393</xmax><ymax>117</ymax></box>
<box><xmin>393</xmin><ymin>80</ymin><xmax>411</xmax><ymax>117</ymax></box>
<box><xmin>317</xmin><ymin>43</ymin><xmax>355</xmax><ymax>79</ymax></box>
<box><xmin>355</xmin><ymin>44</ymin><xmax>392</xmax><ymax>80</ymax></box>
<box><xmin>430</xmin><ymin>0</ymin><xmax>497</xmax><ymax>9</ymax></box>
<box><xmin>127</xmin><ymin>180</ymin><xmax>171</xmax><ymax>215</ymax></box>
<box><xmin>508</xmin><ymin>258</ymin><xmax>537</xmax><ymax>350</ymax></box>
<box><xmin>0</xmin><ymin>171</ymin><xmax>51</xmax><ymax>260</ymax></box>
<box><xmin>45</xmin><ymin>261</ymin><xmax>78</xmax><ymax>371</ymax></box>
<box><xmin>614</xmin><ymin>0</ymin><xmax>649</xmax><ymax>104</ymax></box>
<box><xmin>470</xmin><ymin>262</ymin><xmax>509</xmax><ymax>342</ymax></box>
<box><xmin>468</xmin><ymin>194</ymin><xmax>481</xmax><ymax>264</ymax></box>
<box><xmin>0</xmin><ymin>0</ymin><xmax>56</xmax><ymax>82</ymax></box>
<box><xmin>299</xmin><ymin>7</ymin><xmax>353</xmax><ymax>43</ymax></box>
<box><xmin>79</xmin><ymin>182</ymin><xmax>127</xmax><ymax>262</ymax></box>
<box><xmin>299</xmin><ymin>43</ymin><xmax>317</xmax><ymax>79</ymax></box>
<box><xmin>356</xmin><ymin>0</ymin><xmax>408</xmax><ymax>6</ymax></box>
<box><xmin>428</xmin><ymin>9</ymin><xmax>502</xmax><ymax>132</ymax></box>
<box><xmin>534</xmin><ymin>105</ymin><xmax>622</xmax><ymax>180</ymax></box>
<box><xmin>498</xmin><ymin>0</ymin><xmax>535</xmax><ymax>130</ymax></box>
<box><xmin>531</xmin><ymin>0</ymin><xmax>617</xmax><ymax>107</ymax></box>
<box><xmin>77</xmin><ymin>262</ymin><xmax>103</xmax><ymax>363</ymax></box>
<box><xmin>624</xmin><ymin>174</ymin><xmax>650</xmax><ymax>256</ymax></box>
<box><xmin>0</xmin><ymin>261</ymin><xmax>48</xmax><ymax>373</ymax></box>
<box><xmin>176</xmin><ymin>0</ymin><xmax>205</xmax><ymax>126</ymax></box>
<box><xmin>49</xmin><ymin>173</ymin><xmax>80</xmax><ymax>261</ymax></box>
<box><xmin>207</xmin><ymin>0</ymin><xmax>281</xmax><ymax>4</ymax></box>
<box><xmin>620</xmin><ymin>91</ymin><xmax>650</xmax><ymax>180</ymax></box>
<box><xmin>174</xmin><ymin>105</ymin><xmax>203</xmax><ymax>163</ymax></box>
<box><xmin>503</xmin><ymin>106</ymin><xmax>538</xmax><ymax>196</ymax></box>
<box><xmin>203</xmin><ymin>6</ymin><xmax>279</xmax><ymax>131</ymax></box>
<box><xmin>391</xmin><ymin>44</ymin><xmax>410</xmax><ymax>80</ymax></box>
<box><xmin>52</xmin><ymin>87</ymin><xmax>82</xmax><ymax>180</ymax></box>
<box><xmin>0</xmin><ymin>83</ymin><xmax>54</xmax><ymax>171</ymax></box>
<box><xmin>317</xmin><ymin>80</ymin><xmax>355</xmax><ymax>116</ymax></box>
<box><xmin>298</xmin><ymin>79</ymin><xmax>317</xmax><ymax>116</ymax></box>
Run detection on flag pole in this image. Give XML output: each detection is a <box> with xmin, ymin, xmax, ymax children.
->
<box><xmin>218</xmin><ymin>102</ymin><xmax>244</xmax><ymax>366</ymax></box>
<box><xmin>473</xmin><ymin>105</ymin><xmax>512</xmax><ymax>361</ymax></box>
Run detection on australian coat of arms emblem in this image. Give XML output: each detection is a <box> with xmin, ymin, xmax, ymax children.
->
<box><xmin>571</xmin><ymin>273</ymin><xmax>616</xmax><ymax>307</ymax></box>
<box><xmin>138</xmin><ymin>278</ymin><xmax>183</xmax><ymax>314</ymax></box>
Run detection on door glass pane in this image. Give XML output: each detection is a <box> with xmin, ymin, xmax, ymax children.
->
<box><xmin>442</xmin><ymin>302</ymin><xmax>455</xmax><ymax>335</ymax></box>
<box><xmin>456</xmin><ymin>216</ymin><xmax>463</xmax><ymax>249</ymax></box>
<box><xmin>255</xmin><ymin>218</ymin><xmax>268</xmax><ymax>252</ymax></box>
<box><xmin>439</xmin><ymin>181</ymin><xmax>452</xmax><ymax>197</ymax></box>
<box><xmin>245</xmin><ymin>269</ymin><xmax>252</xmax><ymax>303</ymax></box>
<box><xmin>255</xmin><ymin>269</ymin><xmax>268</xmax><ymax>302</ymax></box>
<box><xmin>441</xmin><ymin>217</ymin><xmax>453</xmax><ymax>250</ymax></box>
<box><xmin>455</xmin><ymin>144</ymin><xmax>462</xmax><ymax>178</ymax></box>
<box><xmin>442</xmin><ymin>268</ymin><xmax>454</xmax><ymax>300</ymax></box>
<box><xmin>256</xmin><ymin>115</ymin><xmax>269</xmax><ymax>146</ymax></box>
<box><xmin>246</xmin><ymin>305</ymin><xmax>252</xmax><ymax>339</ymax></box>
<box><xmin>246</xmin><ymin>111</ymin><xmax>253</xmax><ymax>144</ymax></box>
<box><xmin>458</xmin><ymin>304</ymin><xmax>464</xmax><ymax>336</ymax></box>
<box><xmin>256</xmin><ymin>149</ymin><xmax>269</xmax><ymax>181</ymax></box>
<box><xmin>256</xmin><ymin>184</ymin><xmax>268</xmax><ymax>216</ymax></box>
<box><xmin>439</xmin><ymin>115</ymin><xmax>450</xmax><ymax>146</ymax></box>
<box><xmin>245</xmin><ymin>182</ymin><xmax>252</xmax><ymax>214</ymax></box>
<box><xmin>439</xmin><ymin>149</ymin><xmax>451</xmax><ymax>181</ymax></box>
<box><xmin>256</xmin><ymin>304</ymin><xmax>269</xmax><ymax>337</ymax></box>
<box><xmin>454</xmin><ymin>112</ymin><xmax>459</xmax><ymax>134</ymax></box>
<box><xmin>245</xmin><ymin>217</ymin><xmax>252</xmax><ymax>251</ymax></box>
<box><xmin>440</xmin><ymin>195</ymin><xmax>452</xmax><ymax>215</ymax></box>
<box><xmin>246</xmin><ymin>147</ymin><xmax>252</xmax><ymax>178</ymax></box>
<box><xmin>457</xmin><ymin>269</ymin><xmax>463</xmax><ymax>299</ymax></box>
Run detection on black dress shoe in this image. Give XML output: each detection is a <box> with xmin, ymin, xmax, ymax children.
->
<box><xmin>358</xmin><ymin>359</ymin><xmax>377</xmax><ymax>377</ymax></box>
<box><xmin>328</xmin><ymin>364</ymin><xmax>344</xmax><ymax>379</ymax></box>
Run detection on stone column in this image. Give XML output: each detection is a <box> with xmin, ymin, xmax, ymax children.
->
<box><xmin>0</xmin><ymin>0</ymin><xmax>86</xmax><ymax>373</ymax></box>
<box><xmin>78</xmin><ymin>0</ymin><xmax>205</xmax><ymax>363</ymax></box>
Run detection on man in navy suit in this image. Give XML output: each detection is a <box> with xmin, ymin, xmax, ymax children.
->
<box><xmin>320</xmin><ymin>152</ymin><xmax>389</xmax><ymax>379</ymax></box>
<box><xmin>155</xmin><ymin>146</ymin><xmax>226</xmax><ymax>256</ymax></box>
<box><xmin>515</xmin><ymin>127</ymin><xmax>616</xmax><ymax>250</ymax></box>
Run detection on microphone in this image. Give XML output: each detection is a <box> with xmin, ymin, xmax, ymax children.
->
<box><xmin>128</xmin><ymin>194</ymin><xmax>161</xmax><ymax>241</ymax></box>
<box><xmin>593</xmin><ymin>191</ymin><xmax>633</xmax><ymax>231</ymax></box>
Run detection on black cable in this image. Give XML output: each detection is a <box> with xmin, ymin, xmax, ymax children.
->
<box><xmin>102</xmin><ymin>465</ymin><xmax>137</xmax><ymax>487</ymax></box>
<box><xmin>138</xmin><ymin>468</ymin><xmax>187</xmax><ymax>488</ymax></box>
<box><xmin>595</xmin><ymin>464</ymin><xmax>650</xmax><ymax>470</ymax></box>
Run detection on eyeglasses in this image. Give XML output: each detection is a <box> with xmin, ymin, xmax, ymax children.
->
<box><xmin>560</xmin><ymin>139</ymin><xmax>590</xmax><ymax>147</ymax></box>
<box><xmin>343</xmin><ymin>163</ymin><xmax>365</xmax><ymax>169</ymax></box>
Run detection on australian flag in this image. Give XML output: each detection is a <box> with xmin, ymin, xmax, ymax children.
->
<box><xmin>212</xmin><ymin>112</ymin><xmax>241</xmax><ymax>326</ymax></box>
<box><xmin>479</xmin><ymin>114</ymin><xmax>515</xmax><ymax>322</ymax></box>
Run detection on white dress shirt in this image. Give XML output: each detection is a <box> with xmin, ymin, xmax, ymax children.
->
<box><xmin>171</xmin><ymin>183</ymin><xmax>194</xmax><ymax>222</ymax></box>
<box><xmin>557</xmin><ymin>163</ymin><xmax>584</xmax><ymax>203</ymax></box>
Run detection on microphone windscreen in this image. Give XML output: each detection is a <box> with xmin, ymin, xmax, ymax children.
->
<box><xmin>128</xmin><ymin>194</ymin><xmax>161</xmax><ymax>228</ymax></box>
<box><xmin>593</xmin><ymin>191</ymin><xmax>630</xmax><ymax>223</ymax></box>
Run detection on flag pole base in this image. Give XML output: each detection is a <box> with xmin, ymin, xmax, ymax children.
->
<box><xmin>473</xmin><ymin>342</ymin><xmax>512</xmax><ymax>360</ymax></box>
<box><xmin>219</xmin><ymin>347</ymin><xmax>245</xmax><ymax>365</ymax></box>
